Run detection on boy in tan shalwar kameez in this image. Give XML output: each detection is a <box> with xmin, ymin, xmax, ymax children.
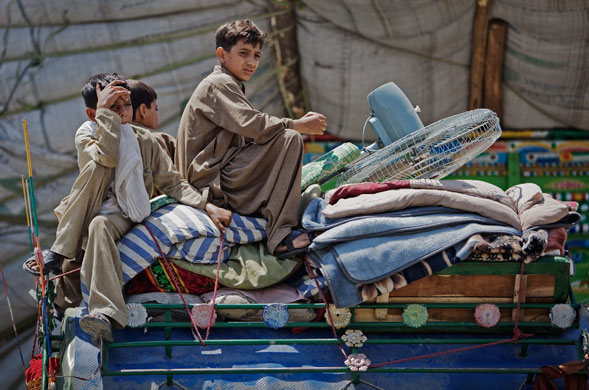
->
<box><xmin>176</xmin><ymin>19</ymin><xmax>328</xmax><ymax>257</ymax></box>
<box><xmin>23</xmin><ymin>73</ymin><xmax>231</xmax><ymax>342</ymax></box>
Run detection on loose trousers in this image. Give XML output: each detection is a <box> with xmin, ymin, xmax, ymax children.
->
<box><xmin>219</xmin><ymin>129</ymin><xmax>304</xmax><ymax>254</ymax></box>
<box><xmin>51</xmin><ymin>160</ymin><xmax>132</xmax><ymax>327</ymax></box>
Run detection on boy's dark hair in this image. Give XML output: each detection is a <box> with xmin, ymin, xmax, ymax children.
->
<box><xmin>215</xmin><ymin>19</ymin><xmax>267</xmax><ymax>51</ymax></box>
<box><xmin>81</xmin><ymin>73</ymin><xmax>129</xmax><ymax>109</ymax></box>
<box><xmin>127</xmin><ymin>79</ymin><xmax>158</xmax><ymax>120</ymax></box>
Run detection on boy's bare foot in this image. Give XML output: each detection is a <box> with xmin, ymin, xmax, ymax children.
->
<box><xmin>275</xmin><ymin>230</ymin><xmax>312</xmax><ymax>259</ymax></box>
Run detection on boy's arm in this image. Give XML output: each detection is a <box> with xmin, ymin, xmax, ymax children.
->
<box><xmin>149</xmin><ymin>138</ymin><xmax>232</xmax><ymax>232</ymax></box>
<box><xmin>75</xmin><ymin>81</ymin><xmax>130</xmax><ymax>169</ymax></box>
<box><xmin>75</xmin><ymin>109</ymin><xmax>121</xmax><ymax>169</ymax></box>
<box><xmin>292</xmin><ymin>111</ymin><xmax>328</xmax><ymax>135</ymax></box>
<box><xmin>148</xmin><ymin>135</ymin><xmax>209</xmax><ymax>209</ymax></box>
<box><xmin>201</xmin><ymin>82</ymin><xmax>293</xmax><ymax>144</ymax></box>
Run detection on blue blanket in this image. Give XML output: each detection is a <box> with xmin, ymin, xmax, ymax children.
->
<box><xmin>303</xmin><ymin>198</ymin><xmax>521</xmax><ymax>308</ymax></box>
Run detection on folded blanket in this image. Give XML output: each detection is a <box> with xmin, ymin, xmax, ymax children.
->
<box><xmin>327</xmin><ymin>179</ymin><xmax>514</xmax><ymax>209</ymax></box>
<box><xmin>307</xmin><ymin>220</ymin><xmax>519</xmax><ymax>308</ymax></box>
<box><xmin>507</xmin><ymin>183</ymin><xmax>576</xmax><ymax>230</ymax></box>
<box><xmin>125</xmin><ymin>258</ymin><xmax>216</xmax><ymax>295</ymax></box>
<box><xmin>170</xmin><ymin>243</ymin><xmax>300</xmax><ymax>290</ymax></box>
<box><xmin>116</xmin><ymin>203</ymin><xmax>266</xmax><ymax>285</ymax></box>
<box><xmin>465</xmin><ymin>230</ymin><xmax>548</xmax><ymax>264</ymax></box>
<box><xmin>322</xmin><ymin>179</ymin><xmax>577</xmax><ymax>231</ymax></box>
<box><xmin>322</xmin><ymin>183</ymin><xmax>521</xmax><ymax>229</ymax></box>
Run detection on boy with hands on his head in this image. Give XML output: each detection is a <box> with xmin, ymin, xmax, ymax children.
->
<box><xmin>24</xmin><ymin>73</ymin><xmax>231</xmax><ymax>342</ymax></box>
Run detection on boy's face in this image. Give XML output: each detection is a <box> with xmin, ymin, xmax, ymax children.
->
<box><xmin>137</xmin><ymin>100</ymin><xmax>159</xmax><ymax>130</ymax></box>
<box><xmin>217</xmin><ymin>40</ymin><xmax>261</xmax><ymax>82</ymax></box>
<box><xmin>109</xmin><ymin>95</ymin><xmax>133</xmax><ymax>124</ymax></box>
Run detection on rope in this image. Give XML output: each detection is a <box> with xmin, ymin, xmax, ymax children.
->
<box><xmin>205</xmin><ymin>233</ymin><xmax>224</xmax><ymax>341</ymax></box>
<box><xmin>49</xmin><ymin>267</ymin><xmax>80</xmax><ymax>282</ymax></box>
<box><xmin>304</xmin><ymin>258</ymin><xmax>348</xmax><ymax>359</ymax></box>
<box><xmin>144</xmin><ymin>224</ymin><xmax>208</xmax><ymax>346</ymax></box>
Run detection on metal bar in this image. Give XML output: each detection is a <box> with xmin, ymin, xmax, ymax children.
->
<box><xmin>42</xmin><ymin>336</ymin><xmax>49</xmax><ymax>390</ymax></box>
<box><xmin>349</xmin><ymin>321</ymin><xmax>560</xmax><ymax>328</ymax></box>
<box><xmin>137</xmin><ymin>320</ymin><xmax>564</xmax><ymax>329</ymax></box>
<box><xmin>108</xmin><ymin>338</ymin><xmax>341</xmax><ymax>348</ymax></box>
<box><xmin>141</xmin><ymin>302</ymin><xmax>578</xmax><ymax>309</ymax></box>
<box><xmin>101</xmin><ymin>366</ymin><xmax>548</xmax><ymax>376</ymax></box>
<box><xmin>141</xmin><ymin>321</ymin><xmax>331</xmax><ymax>328</ymax></box>
<box><xmin>106</xmin><ymin>337</ymin><xmax>575</xmax><ymax>350</ymax></box>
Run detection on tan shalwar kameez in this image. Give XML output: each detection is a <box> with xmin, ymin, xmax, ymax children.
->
<box><xmin>52</xmin><ymin>108</ymin><xmax>208</xmax><ymax>327</ymax></box>
<box><xmin>175</xmin><ymin>65</ymin><xmax>303</xmax><ymax>254</ymax></box>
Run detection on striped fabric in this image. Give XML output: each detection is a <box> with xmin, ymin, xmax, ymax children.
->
<box><xmin>81</xmin><ymin>203</ymin><xmax>266</xmax><ymax>304</ymax></box>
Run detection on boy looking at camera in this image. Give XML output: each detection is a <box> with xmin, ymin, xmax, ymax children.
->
<box><xmin>176</xmin><ymin>19</ymin><xmax>328</xmax><ymax>258</ymax></box>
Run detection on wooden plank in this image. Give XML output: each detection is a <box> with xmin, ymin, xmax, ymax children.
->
<box><xmin>468</xmin><ymin>0</ymin><xmax>493</xmax><ymax>110</ymax></box>
<box><xmin>374</xmin><ymin>294</ymin><xmax>389</xmax><ymax>319</ymax></box>
<box><xmin>483</xmin><ymin>19</ymin><xmax>507</xmax><ymax>121</ymax></box>
<box><xmin>388</xmin><ymin>274</ymin><xmax>555</xmax><ymax>298</ymax></box>
<box><xmin>267</xmin><ymin>0</ymin><xmax>305</xmax><ymax>118</ymax></box>
<box><xmin>512</xmin><ymin>274</ymin><xmax>527</xmax><ymax>321</ymax></box>
<box><xmin>439</xmin><ymin>257</ymin><xmax>570</xmax><ymax>276</ymax></box>
<box><xmin>385</xmin><ymin>296</ymin><xmax>514</xmax><ymax>303</ymax></box>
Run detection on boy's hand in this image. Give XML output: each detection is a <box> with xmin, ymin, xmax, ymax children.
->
<box><xmin>292</xmin><ymin>112</ymin><xmax>328</xmax><ymax>135</ymax></box>
<box><xmin>96</xmin><ymin>81</ymin><xmax>130</xmax><ymax>110</ymax></box>
<box><xmin>205</xmin><ymin>203</ymin><xmax>232</xmax><ymax>233</ymax></box>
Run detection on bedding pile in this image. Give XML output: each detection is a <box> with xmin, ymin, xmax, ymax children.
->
<box><xmin>112</xmin><ymin>180</ymin><xmax>580</xmax><ymax>315</ymax></box>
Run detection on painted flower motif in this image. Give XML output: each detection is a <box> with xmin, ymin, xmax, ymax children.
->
<box><xmin>126</xmin><ymin>303</ymin><xmax>148</xmax><ymax>328</ymax></box>
<box><xmin>550</xmin><ymin>304</ymin><xmax>576</xmax><ymax>329</ymax></box>
<box><xmin>341</xmin><ymin>329</ymin><xmax>367</xmax><ymax>348</ymax></box>
<box><xmin>191</xmin><ymin>304</ymin><xmax>216</xmax><ymax>329</ymax></box>
<box><xmin>344</xmin><ymin>353</ymin><xmax>371</xmax><ymax>371</ymax></box>
<box><xmin>474</xmin><ymin>303</ymin><xmax>501</xmax><ymax>328</ymax></box>
<box><xmin>263</xmin><ymin>303</ymin><xmax>289</xmax><ymax>329</ymax></box>
<box><xmin>402</xmin><ymin>304</ymin><xmax>428</xmax><ymax>328</ymax></box>
<box><xmin>324</xmin><ymin>304</ymin><xmax>352</xmax><ymax>329</ymax></box>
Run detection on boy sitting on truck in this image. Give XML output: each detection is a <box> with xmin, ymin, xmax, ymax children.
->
<box><xmin>127</xmin><ymin>79</ymin><xmax>176</xmax><ymax>161</ymax></box>
<box><xmin>175</xmin><ymin>19</ymin><xmax>328</xmax><ymax>258</ymax></box>
<box><xmin>24</xmin><ymin>73</ymin><xmax>231</xmax><ymax>342</ymax></box>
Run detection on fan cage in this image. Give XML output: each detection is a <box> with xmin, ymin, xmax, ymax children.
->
<box><xmin>336</xmin><ymin>109</ymin><xmax>502</xmax><ymax>186</ymax></box>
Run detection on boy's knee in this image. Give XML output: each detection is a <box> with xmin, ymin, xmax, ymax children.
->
<box><xmin>283</xmin><ymin>129</ymin><xmax>304</xmax><ymax>147</ymax></box>
<box><xmin>80</xmin><ymin>160</ymin><xmax>110</xmax><ymax>178</ymax></box>
<box><xmin>88</xmin><ymin>215</ymin><xmax>110</xmax><ymax>234</ymax></box>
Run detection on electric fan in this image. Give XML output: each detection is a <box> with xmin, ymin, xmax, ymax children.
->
<box><xmin>335</xmin><ymin>108</ymin><xmax>502</xmax><ymax>186</ymax></box>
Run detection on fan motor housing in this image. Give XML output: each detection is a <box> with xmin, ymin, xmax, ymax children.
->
<box><xmin>367</xmin><ymin>82</ymin><xmax>424</xmax><ymax>146</ymax></box>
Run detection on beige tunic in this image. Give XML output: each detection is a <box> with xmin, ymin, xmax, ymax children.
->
<box><xmin>176</xmin><ymin>65</ymin><xmax>304</xmax><ymax>253</ymax></box>
<box><xmin>53</xmin><ymin>108</ymin><xmax>208</xmax><ymax>326</ymax></box>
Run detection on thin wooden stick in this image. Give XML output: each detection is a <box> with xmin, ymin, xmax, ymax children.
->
<box><xmin>21</xmin><ymin>175</ymin><xmax>34</xmax><ymax>252</ymax></box>
<box><xmin>23</xmin><ymin>118</ymin><xmax>40</xmax><ymax>237</ymax></box>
